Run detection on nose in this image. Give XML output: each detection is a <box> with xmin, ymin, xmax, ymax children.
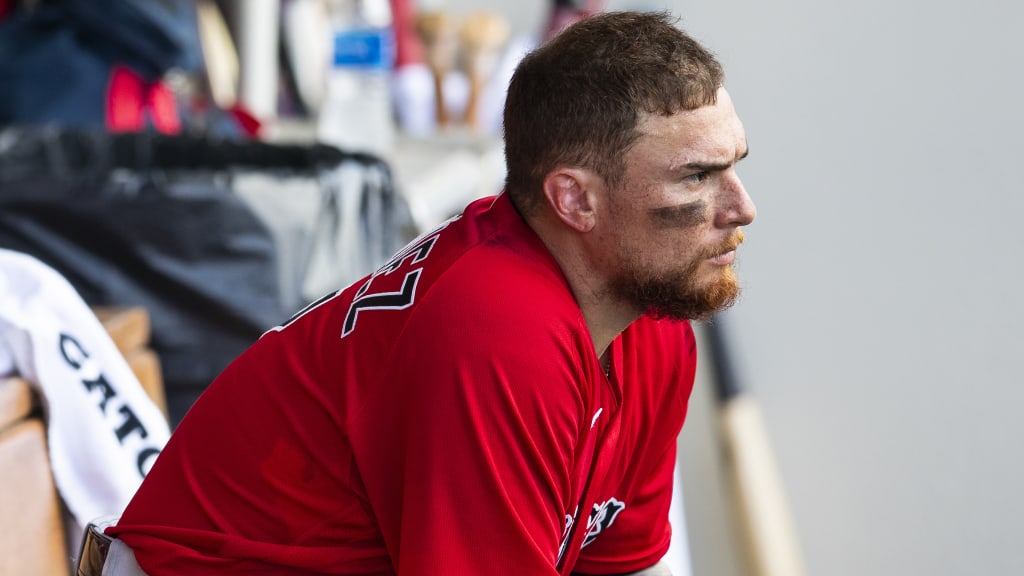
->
<box><xmin>716</xmin><ymin>170</ymin><xmax>756</xmax><ymax>228</ymax></box>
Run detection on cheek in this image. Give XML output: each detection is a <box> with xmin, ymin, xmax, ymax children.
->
<box><xmin>623</xmin><ymin>230</ymin><xmax>703</xmax><ymax>276</ymax></box>
<box><xmin>665</xmin><ymin>229</ymin><xmax>705</xmax><ymax>262</ymax></box>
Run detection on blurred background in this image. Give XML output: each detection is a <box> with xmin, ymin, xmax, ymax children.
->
<box><xmin>2</xmin><ymin>0</ymin><xmax>1023</xmax><ymax>575</ymax></box>
<box><xmin>642</xmin><ymin>0</ymin><xmax>1024</xmax><ymax>575</ymax></box>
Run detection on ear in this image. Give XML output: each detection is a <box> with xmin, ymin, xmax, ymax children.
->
<box><xmin>541</xmin><ymin>167</ymin><xmax>600</xmax><ymax>232</ymax></box>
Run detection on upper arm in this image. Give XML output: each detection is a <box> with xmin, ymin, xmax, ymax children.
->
<box><xmin>573</xmin><ymin>319</ymin><xmax>696</xmax><ymax>574</ymax></box>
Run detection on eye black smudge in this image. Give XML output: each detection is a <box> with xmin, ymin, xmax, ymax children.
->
<box><xmin>648</xmin><ymin>201</ymin><xmax>706</xmax><ymax>229</ymax></box>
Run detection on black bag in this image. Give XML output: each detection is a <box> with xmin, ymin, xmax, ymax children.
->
<box><xmin>0</xmin><ymin>129</ymin><xmax>288</xmax><ymax>424</ymax></box>
<box><xmin>0</xmin><ymin>128</ymin><xmax>409</xmax><ymax>425</ymax></box>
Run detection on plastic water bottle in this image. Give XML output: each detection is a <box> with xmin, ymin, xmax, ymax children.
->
<box><xmin>318</xmin><ymin>0</ymin><xmax>396</xmax><ymax>158</ymax></box>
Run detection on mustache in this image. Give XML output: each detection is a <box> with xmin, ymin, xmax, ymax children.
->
<box><xmin>702</xmin><ymin>229</ymin><xmax>745</xmax><ymax>259</ymax></box>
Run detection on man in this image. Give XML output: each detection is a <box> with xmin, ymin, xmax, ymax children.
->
<box><xmin>105</xmin><ymin>10</ymin><xmax>755</xmax><ymax>575</ymax></box>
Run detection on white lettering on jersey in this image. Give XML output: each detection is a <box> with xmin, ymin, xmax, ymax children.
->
<box><xmin>340</xmin><ymin>216</ymin><xmax>457</xmax><ymax>338</ymax></box>
<box><xmin>557</xmin><ymin>509</ymin><xmax>576</xmax><ymax>566</ymax></box>
<box><xmin>556</xmin><ymin>496</ymin><xmax>628</xmax><ymax>568</ymax></box>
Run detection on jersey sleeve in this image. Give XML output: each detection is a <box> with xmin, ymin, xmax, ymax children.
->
<box><xmin>349</xmin><ymin>268</ymin><xmax>591</xmax><ymax>575</ymax></box>
<box><xmin>572</xmin><ymin>319</ymin><xmax>697</xmax><ymax>574</ymax></box>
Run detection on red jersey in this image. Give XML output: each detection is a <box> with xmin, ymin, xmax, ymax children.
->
<box><xmin>109</xmin><ymin>194</ymin><xmax>697</xmax><ymax>575</ymax></box>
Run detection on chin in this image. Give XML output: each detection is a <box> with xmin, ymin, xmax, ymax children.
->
<box><xmin>645</xmin><ymin>274</ymin><xmax>741</xmax><ymax>322</ymax></box>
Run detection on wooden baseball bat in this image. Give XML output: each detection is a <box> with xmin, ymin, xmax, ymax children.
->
<box><xmin>415</xmin><ymin>11</ymin><xmax>457</xmax><ymax>128</ymax></box>
<box><xmin>704</xmin><ymin>317</ymin><xmax>806</xmax><ymax>576</ymax></box>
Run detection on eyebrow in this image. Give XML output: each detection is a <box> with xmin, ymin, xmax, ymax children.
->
<box><xmin>674</xmin><ymin>147</ymin><xmax>750</xmax><ymax>174</ymax></box>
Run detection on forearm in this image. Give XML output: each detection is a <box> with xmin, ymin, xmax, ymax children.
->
<box><xmin>572</xmin><ymin>560</ymin><xmax>672</xmax><ymax>576</ymax></box>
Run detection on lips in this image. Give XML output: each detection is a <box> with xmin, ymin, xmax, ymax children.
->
<box><xmin>707</xmin><ymin>250</ymin><xmax>736</xmax><ymax>265</ymax></box>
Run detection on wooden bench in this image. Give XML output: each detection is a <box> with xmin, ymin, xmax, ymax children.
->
<box><xmin>0</xmin><ymin>376</ymin><xmax>68</xmax><ymax>575</ymax></box>
<box><xmin>0</xmin><ymin>307</ymin><xmax>166</xmax><ymax>576</ymax></box>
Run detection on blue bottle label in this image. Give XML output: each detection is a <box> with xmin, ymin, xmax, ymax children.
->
<box><xmin>333</xmin><ymin>28</ymin><xmax>395</xmax><ymax>69</ymax></box>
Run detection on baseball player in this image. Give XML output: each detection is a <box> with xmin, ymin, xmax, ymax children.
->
<box><xmin>104</xmin><ymin>11</ymin><xmax>755</xmax><ymax>575</ymax></box>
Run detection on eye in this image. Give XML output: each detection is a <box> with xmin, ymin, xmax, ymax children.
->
<box><xmin>683</xmin><ymin>172</ymin><xmax>709</xmax><ymax>185</ymax></box>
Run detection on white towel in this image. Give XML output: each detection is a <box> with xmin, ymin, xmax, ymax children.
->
<box><xmin>0</xmin><ymin>249</ymin><xmax>170</xmax><ymax>538</ymax></box>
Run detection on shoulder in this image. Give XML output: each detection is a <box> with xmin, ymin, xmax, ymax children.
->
<box><xmin>384</xmin><ymin>228</ymin><xmax>594</xmax><ymax>407</ymax></box>
<box><xmin>402</xmin><ymin>246</ymin><xmax>589</xmax><ymax>371</ymax></box>
<box><xmin>405</xmin><ymin>205</ymin><xmax>585</xmax><ymax>350</ymax></box>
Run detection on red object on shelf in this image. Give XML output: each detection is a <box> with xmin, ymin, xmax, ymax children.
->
<box><xmin>105</xmin><ymin>65</ymin><xmax>182</xmax><ymax>134</ymax></box>
<box><xmin>228</xmin><ymin>104</ymin><xmax>263</xmax><ymax>138</ymax></box>
<box><xmin>391</xmin><ymin>0</ymin><xmax>424</xmax><ymax>67</ymax></box>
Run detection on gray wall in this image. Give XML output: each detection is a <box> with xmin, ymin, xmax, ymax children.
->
<box><xmin>448</xmin><ymin>0</ymin><xmax>1024</xmax><ymax>573</ymax></box>
<box><xmin>643</xmin><ymin>0</ymin><xmax>1024</xmax><ymax>575</ymax></box>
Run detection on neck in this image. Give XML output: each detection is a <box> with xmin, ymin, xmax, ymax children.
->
<box><xmin>525</xmin><ymin>211</ymin><xmax>641</xmax><ymax>361</ymax></box>
<box><xmin>578</xmin><ymin>286</ymin><xmax>642</xmax><ymax>362</ymax></box>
